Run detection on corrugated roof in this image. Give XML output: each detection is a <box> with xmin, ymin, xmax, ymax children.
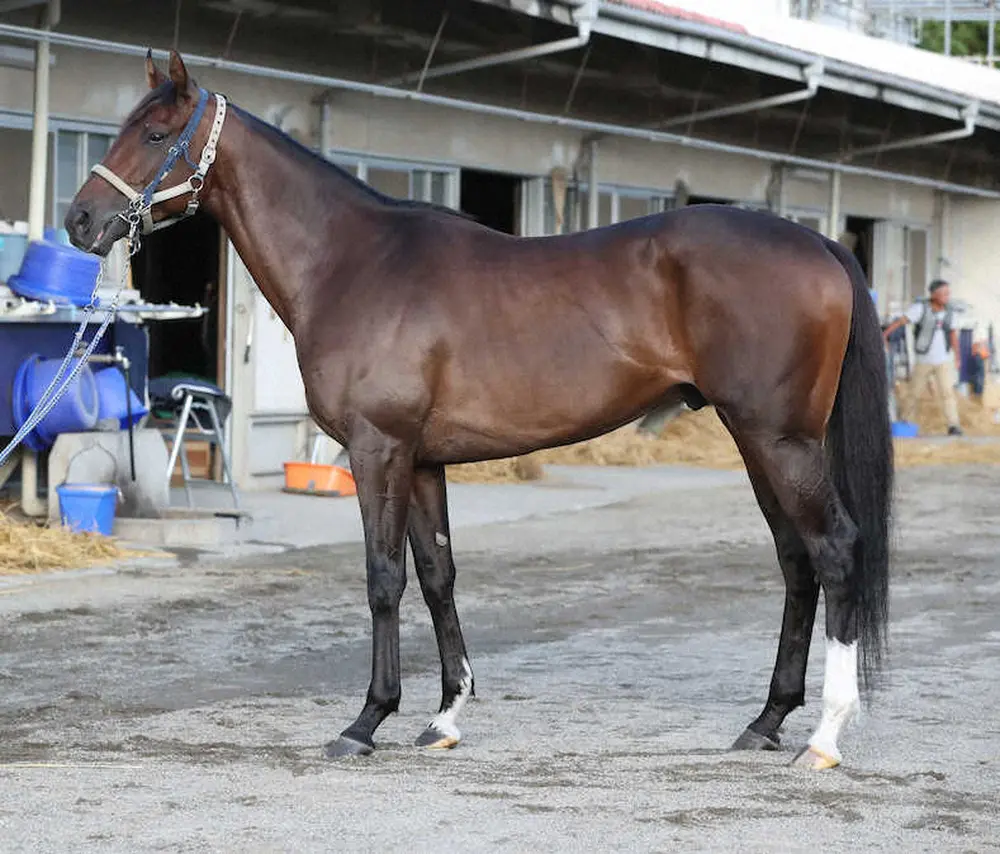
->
<box><xmin>602</xmin><ymin>0</ymin><xmax>748</xmax><ymax>35</ymax></box>
<box><xmin>601</xmin><ymin>0</ymin><xmax>1000</xmax><ymax>110</ymax></box>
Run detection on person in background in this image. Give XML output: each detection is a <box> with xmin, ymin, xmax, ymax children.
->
<box><xmin>969</xmin><ymin>339</ymin><xmax>989</xmax><ymax>398</ymax></box>
<box><xmin>882</xmin><ymin>278</ymin><xmax>963</xmax><ymax>436</ymax></box>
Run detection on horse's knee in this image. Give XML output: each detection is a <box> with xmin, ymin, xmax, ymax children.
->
<box><xmin>367</xmin><ymin>555</ymin><xmax>406</xmax><ymax>612</ymax></box>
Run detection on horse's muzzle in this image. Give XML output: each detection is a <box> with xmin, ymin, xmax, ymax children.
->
<box><xmin>64</xmin><ymin>200</ymin><xmax>127</xmax><ymax>257</ymax></box>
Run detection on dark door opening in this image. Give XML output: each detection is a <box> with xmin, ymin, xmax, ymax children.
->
<box><xmin>685</xmin><ymin>194</ymin><xmax>736</xmax><ymax>206</ymax></box>
<box><xmin>844</xmin><ymin>215</ymin><xmax>876</xmax><ymax>282</ymax></box>
<box><xmin>129</xmin><ymin>210</ymin><xmax>222</xmax><ymax>385</ymax></box>
<box><xmin>460</xmin><ymin>169</ymin><xmax>519</xmax><ymax>234</ymax></box>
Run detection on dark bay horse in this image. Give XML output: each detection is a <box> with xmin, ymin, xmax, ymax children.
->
<box><xmin>66</xmin><ymin>51</ymin><xmax>892</xmax><ymax>770</ymax></box>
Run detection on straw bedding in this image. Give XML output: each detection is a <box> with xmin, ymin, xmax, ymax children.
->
<box><xmin>447</xmin><ymin>383</ymin><xmax>1000</xmax><ymax>484</ymax></box>
<box><xmin>0</xmin><ymin>504</ymin><xmax>138</xmax><ymax>575</ymax></box>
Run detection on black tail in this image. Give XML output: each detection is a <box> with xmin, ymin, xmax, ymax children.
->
<box><xmin>823</xmin><ymin>238</ymin><xmax>894</xmax><ymax>693</ymax></box>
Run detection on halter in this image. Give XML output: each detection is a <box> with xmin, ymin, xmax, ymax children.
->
<box><xmin>91</xmin><ymin>86</ymin><xmax>227</xmax><ymax>235</ymax></box>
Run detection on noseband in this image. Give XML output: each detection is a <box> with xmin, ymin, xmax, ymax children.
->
<box><xmin>91</xmin><ymin>86</ymin><xmax>227</xmax><ymax>235</ymax></box>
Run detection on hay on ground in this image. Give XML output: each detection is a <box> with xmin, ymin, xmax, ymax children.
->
<box><xmin>896</xmin><ymin>381</ymin><xmax>1000</xmax><ymax>438</ymax></box>
<box><xmin>446</xmin><ymin>393</ymin><xmax>1000</xmax><ymax>485</ymax></box>
<box><xmin>0</xmin><ymin>505</ymin><xmax>138</xmax><ymax>575</ymax></box>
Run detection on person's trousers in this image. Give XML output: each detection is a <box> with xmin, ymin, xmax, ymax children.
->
<box><xmin>904</xmin><ymin>361</ymin><xmax>960</xmax><ymax>428</ymax></box>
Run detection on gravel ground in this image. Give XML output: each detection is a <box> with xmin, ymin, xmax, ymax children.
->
<box><xmin>0</xmin><ymin>464</ymin><xmax>997</xmax><ymax>853</ymax></box>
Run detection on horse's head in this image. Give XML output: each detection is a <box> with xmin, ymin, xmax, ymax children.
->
<box><xmin>65</xmin><ymin>49</ymin><xmax>217</xmax><ymax>256</ymax></box>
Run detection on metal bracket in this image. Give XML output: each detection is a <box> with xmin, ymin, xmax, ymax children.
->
<box><xmin>381</xmin><ymin>0</ymin><xmax>596</xmax><ymax>88</ymax></box>
<box><xmin>833</xmin><ymin>100</ymin><xmax>979</xmax><ymax>162</ymax></box>
<box><xmin>652</xmin><ymin>59</ymin><xmax>825</xmax><ymax>131</ymax></box>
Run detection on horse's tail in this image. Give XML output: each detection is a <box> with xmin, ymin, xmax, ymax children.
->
<box><xmin>823</xmin><ymin>237</ymin><xmax>893</xmax><ymax>693</ymax></box>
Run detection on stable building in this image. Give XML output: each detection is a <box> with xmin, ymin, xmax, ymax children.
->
<box><xmin>1</xmin><ymin>0</ymin><xmax>998</xmax><ymax>491</ymax></box>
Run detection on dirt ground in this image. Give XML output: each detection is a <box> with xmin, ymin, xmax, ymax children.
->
<box><xmin>0</xmin><ymin>465</ymin><xmax>998</xmax><ymax>853</ymax></box>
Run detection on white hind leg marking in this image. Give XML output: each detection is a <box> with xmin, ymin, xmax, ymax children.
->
<box><xmin>804</xmin><ymin>638</ymin><xmax>860</xmax><ymax>766</ymax></box>
<box><xmin>422</xmin><ymin>657</ymin><xmax>473</xmax><ymax>748</ymax></box>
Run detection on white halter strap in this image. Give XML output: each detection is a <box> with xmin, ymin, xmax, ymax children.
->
<box><xmin>91</xmin><ymin>91</ymin><xmax>227</xmax><ymax>235</ymax></box>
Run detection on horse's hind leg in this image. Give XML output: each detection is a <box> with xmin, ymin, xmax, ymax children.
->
<box><xmin>726</xmin><ymin>421</ymin><xmax>860</xmax><ymax>769</ymax></box>
<box><xmin>728</xmin><ymin>439</ymin><xmax>820</xmax><ymax>751</ymax></box>
<box><xmin>407</xmin><ymin>464</ymin><xmax>475</xmax><ymax>749</ymax></box>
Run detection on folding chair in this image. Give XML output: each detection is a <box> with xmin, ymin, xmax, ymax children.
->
<box><xmin>148</xmin><ymin>376</ymin><xmax>239</xmax><ymax>510</ymax></box>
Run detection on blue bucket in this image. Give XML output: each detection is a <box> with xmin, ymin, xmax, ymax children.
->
<box><xmin>94</xmin><ymin>366</ymin><xmax>149</xmax><ymax>430</ymax></box>
<box><xmin>891</xmin><ymin>420</ymin><xmax>919</xmax><ymax>438</ymax></box>
<box><xmin>12</xmin><ymin>354</ymin><xmax>100</xmax><ymax>451</ymax></box>
<box><xmin>56</xmin><ymin>483</ymin><xmax>119</xmax><ymax>536</ymax></box>
<box><xmin>7</xmin><ymin>239</ymin><xmax>101</xmax><ymax>307</ymax></box>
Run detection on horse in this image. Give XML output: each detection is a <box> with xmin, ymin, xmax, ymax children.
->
<box><xmin>65</xmin><ymin>50</ymin><xmax>893</xmax><ymax>770</ymax></box>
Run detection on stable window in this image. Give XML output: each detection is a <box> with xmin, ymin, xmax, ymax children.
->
<box><xmin>544</xmin><ymin>181</ymin><xmax>671</xmax><ymax>235</ymax></box>
<box><xmin>52</xmin><ymin>129</ymin><xmax>114</xmax><ymax>229</ymax></box>
<box><xmin>325</xmin><ymin>152</ymin><xmax>459</xmax><ymax>210</ymax></box>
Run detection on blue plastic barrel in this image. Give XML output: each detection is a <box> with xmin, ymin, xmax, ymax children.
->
<box><xmin>891</xmin><ymin>420</ymin><xmax>919</xmax><ymax>438</ymax></box>
<box><xmin>7</xmin><ymin>239</ymin><xmax>101</xmax><ymax>307</ymax></box>
<box><xmin>56</xmin><ymin>483</ymin><xmax>118</xmax><ymax>536</ymax></box>
<box><xmin>12</xmin><ymin>354</ymin><xmax>100</xmax><ymax>451</ymax></box>
<box><xmin>93</xmin><ymin>366</ymin><xmax>149</xmax><ymax>430</ymax></box>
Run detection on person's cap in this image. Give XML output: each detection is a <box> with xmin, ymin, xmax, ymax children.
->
<box><xmin>928</xmin><ymin>279</ymin><xmax>949</xmax><ymax>293</ymax></box>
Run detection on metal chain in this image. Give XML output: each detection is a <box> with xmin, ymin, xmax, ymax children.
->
<box><xmin>0</xmin><ymin>222</ymin><xmax>139</xmax><ymax>469</ymax></box>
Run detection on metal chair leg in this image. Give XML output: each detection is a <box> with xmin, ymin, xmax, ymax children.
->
<box><xmin>164</xmin><ymin>393</ymin><xmax>195</xmax><ymax>499</ymax></box>
<box><xmin>166</xmin><ymin>393</ymin><xmax>196</xmax><ymax>508</ymax></box>
<box><xmin>206</xmin><ymin>399</ymin><xmax>239</xmax><ymax>510</ymax></box>
<box><xmin>178</xmin><ymin>434</ymin><xmax>194</xmax><ymax>508</ymax></box>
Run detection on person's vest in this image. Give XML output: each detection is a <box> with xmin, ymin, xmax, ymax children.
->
<box><xmin>913</xmin><ymin>301</ymin><xmax>953</xmax><ymax>355</ymax></box>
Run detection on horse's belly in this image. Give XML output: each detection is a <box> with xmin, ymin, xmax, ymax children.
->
<box><xmin>418</xmin><ymin>361</ymin><xmax>681</xmax><ymax>463</ymax></box>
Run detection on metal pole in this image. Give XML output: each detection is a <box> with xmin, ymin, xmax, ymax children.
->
<box><xmin>587</xmin><ymin>138</ymin><xmax>599</xmax><ymax>229</ymax></box>
<box><xmin>990</xmin><ymin>2</ymin><xmax>997</xmax><ymax>70</ymax></box>
<box><xmin>27</xmin><ymin>0</ymin><xmax>58</xmax><ymax>242</ymax></box>
<box><xmin>944</xmin><ymin>0</ymin><xmax>952</xmax><ymax>56</ymax></box>
<box><xmin>827</xmin><ymin>168</ymin><xmax>841</xmax><ymax>241</ymax></box>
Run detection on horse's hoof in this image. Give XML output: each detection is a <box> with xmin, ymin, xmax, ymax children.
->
<box><xmin>324</xmin><ymin>735</ymin><xmax>375</xmax><ymax>758</ymax></box>
<box><xmin>731</xmin><ymin>727</ymin><xmax>780</xmax><ymax>751</ymax></box>
<box><xmin>415</xmin><ymin>723</ymin><xmax>461</xmax><ymax>750</ymax></box>
<box><xmin>791</xmin><ymin>745</ymin><xmax>840</xmax><ymax>770</ymax></box>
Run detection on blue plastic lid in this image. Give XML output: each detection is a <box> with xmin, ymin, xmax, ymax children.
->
<box><xmin>7</xmin><ymin>239</ymin><xmax>101</xmax><ymax>307</ymax></box>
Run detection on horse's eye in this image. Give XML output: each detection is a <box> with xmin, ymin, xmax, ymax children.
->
<box><xmin>147</xmin><ymin>131</ymin><xmax>167</xmax><ymax>144</ymax></box>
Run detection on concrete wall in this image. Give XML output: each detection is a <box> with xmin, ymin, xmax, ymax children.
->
<box><xmin>944</xmin><ymin>197</ymin><xmax>1000</xmax><ymax>340</ymax></box>
<box><xmin>0</xmin><ymin>128</ymin><xmax>32</xmax><ymax>222</ymax></box>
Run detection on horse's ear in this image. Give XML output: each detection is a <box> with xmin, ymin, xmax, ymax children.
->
<box><xmin>145</xmin><ymin>49</ymin><xmax>166</xmax><ymax>90</ymax></box>
<box><xmin>168</xmin><ymin>49</ymin><xmax>193</xmax><ymax>99</ymax></box>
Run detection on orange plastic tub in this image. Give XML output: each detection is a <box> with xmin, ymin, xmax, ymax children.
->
<box><xmin>282</xmin><ymin>461</ymin><xmax>356</xmax><ymax>497</ymax></box>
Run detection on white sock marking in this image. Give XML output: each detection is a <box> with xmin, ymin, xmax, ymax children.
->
<box><xmin>427</xmin><ymin>657</ymin><xmax>473</xmax><ymax>741</ymax></box>
<box><xmin>808</xmin><ymin>638</ymin><xmax>860</xmax><ymax>762</ymax></box>
<box><xmin>435</xmin><ymin>532</ymin><xmax>449</xmax><ymax>547</ymax></box>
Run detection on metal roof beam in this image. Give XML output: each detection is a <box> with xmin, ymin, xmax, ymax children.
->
<box><xmin>833</xmin><ymin>101</ymin><xmax>979</xmax><ymax>161</ymax></box>
<box><xmin>0</xmin><ymin>0</ymin><xmax>46</xmax><ymax>12</ymax></box>
<box><xmin>0</xmin><ymin>21</ymin><xmax>997</xmax><ymax>198</ymax></box>
<box><xmin>652</xmin><ymin>59</ymin><xmax>824</xmax><ymax>130</ymax></box>
<box><xmin>380</xmin><ymin>0</ymin><xmax>597</xmax><ymax>88</ymax></box>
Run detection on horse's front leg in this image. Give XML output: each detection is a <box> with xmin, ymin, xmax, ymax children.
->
<box><xmin>408</xmin><ymin>464</ymin><xmax>475</xmax><ymax>749</ymax></box>
<box><xmin>325</xmin><ymin>431</ymin><xmax>414</xmax><ymax>758</ymax></box>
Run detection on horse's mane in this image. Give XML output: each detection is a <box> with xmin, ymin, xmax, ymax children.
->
<box><xmin>229</xmin><ymin>102</ymin><xmax>479</xmax><ymax>223</ymax></box>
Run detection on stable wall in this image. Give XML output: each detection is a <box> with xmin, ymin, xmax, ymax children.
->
<box><xmin>0</xmin><ymin>45</ymin><xmax>973</xmax><ymax>489</ymax></box>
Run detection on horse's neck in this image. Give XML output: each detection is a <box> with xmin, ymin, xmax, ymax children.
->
<box><xmin>202</xmin><ymin>108</ymin><xmax>380</xmax><ymax>332</ymax></box>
